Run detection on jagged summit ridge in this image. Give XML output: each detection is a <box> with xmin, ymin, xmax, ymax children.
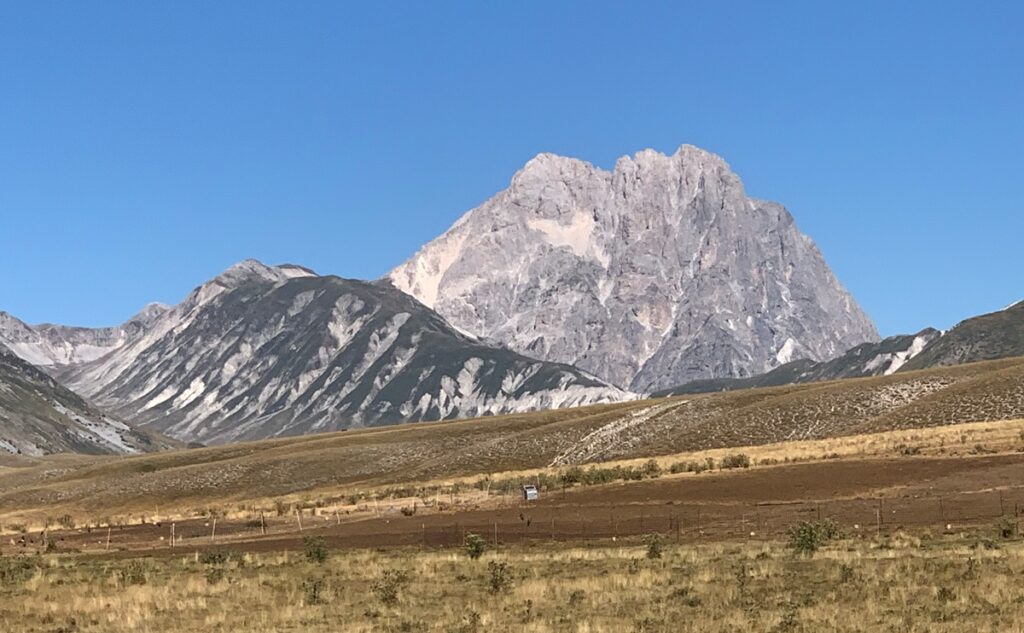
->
<box><xmin>389</xmin><ymin>144</ymin><xmax>879</xmax><ymax>391</ymax></box>
<box><xmin>210</xmin><ymin>259</ymin><xmax>318</xmax><ymax>289</ymax></box>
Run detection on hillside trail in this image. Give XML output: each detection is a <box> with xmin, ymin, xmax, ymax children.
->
<box><xmin>548</xmin><ymin>400</ymin><xmax>689</xmax><ymax>467</ymax></box>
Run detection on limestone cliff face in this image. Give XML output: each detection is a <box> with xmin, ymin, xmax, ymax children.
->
<box><xmin>390</xmin><ymin>145</ymin><xmax>879</xmax><ymax>391</ymax></box>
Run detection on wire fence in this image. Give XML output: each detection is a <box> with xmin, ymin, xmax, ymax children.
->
<box><xmin>21</xmin><ymin>486</ymin><xmax>1023</xmax><ymax>554</ymax></box>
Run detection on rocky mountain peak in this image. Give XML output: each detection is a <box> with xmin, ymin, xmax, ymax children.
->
<box><xmin>127</xmin><ymin>302</ymin><xmax>172</xmax><ymax>326</ymax></box>
<box><xmin>389</xmin><ymin>144</ymin><xmax>879</xmax><ymax>391</ymax></box>
<box><xmin>210</xmin><ymin>259</ymin><xmax>317</xmax><ymax>290</ymax></box>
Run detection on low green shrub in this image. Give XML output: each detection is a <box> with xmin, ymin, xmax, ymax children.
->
<box><xmin>464</xmin><ymin>533</ymin><xmax>487</xmax><ymax>560</ymax></box>
<box><xmin>787</xmin><ymin>519</ymin><xmax>840</xmax><ymax>556</ymax></box>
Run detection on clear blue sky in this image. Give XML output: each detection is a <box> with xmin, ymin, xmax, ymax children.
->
<box><xmin>1</xmin><ymin>2</ymin><xmax>1020</xmax><ymax>335</ymax></box>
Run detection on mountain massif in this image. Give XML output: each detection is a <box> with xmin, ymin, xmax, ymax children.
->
<box><xmin>389</xmin><ymin>145</ymin><xmax>879</xmax><ymax>392</ymax></box>
<box><xmin>46</xmin><ymin>261</ymin><xmax>628</xmax><ymax>444</ymax></box>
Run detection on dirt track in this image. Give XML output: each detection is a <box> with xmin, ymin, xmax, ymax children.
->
<box><xmin>18</xmin><ymin>453</ymin><xmax>1024</xmax><ymax>556</ymax></box>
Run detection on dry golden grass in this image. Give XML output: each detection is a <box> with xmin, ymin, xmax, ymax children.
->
<box><xmin>452</xmin><ymin>417</ymin><xmax>1024</xmax><ymax>487</ymax></box>
<box><xmin>4</xmin><ymin>529</ymin><xmax>1024</xmax><ymax>632</ymax></box>
<box><xmin>2</xmin><ymin>415</ymin><xmax>1023</xmax><ymax>534</ymax></box>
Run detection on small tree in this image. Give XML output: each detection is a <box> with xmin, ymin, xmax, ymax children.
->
<box><xmin>464</xmin><ymin>533</ymin><xmax>487</xmax><ymax>560</ymax></box>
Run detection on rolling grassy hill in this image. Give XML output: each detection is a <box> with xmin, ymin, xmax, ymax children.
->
<box><xmin>1</xmin><ymin>355</ymin><xmax>1023</xmax><ymax>526</ymax></box>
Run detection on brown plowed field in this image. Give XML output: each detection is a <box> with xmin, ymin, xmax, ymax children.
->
<box><xmin>20</xmin><ymin>453</ymin><xmax>1023</xmax><ymax>557</ymax></box>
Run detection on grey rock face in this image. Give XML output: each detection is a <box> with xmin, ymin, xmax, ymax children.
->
<box><xmin>0</xmin><ymin>343</ymin><xmax>170</xmax><ymax>455</ymax></box>
<box><xmin>389</xmin><ymin>145</ymin><xmax>879</xmax><ymax>392</ymax></box>
<box><xmin>56</xmin><ymin>261</ymin><xmax>630</xmax><ymax>445</ymax></box>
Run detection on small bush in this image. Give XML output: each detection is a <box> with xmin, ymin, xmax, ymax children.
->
<box><xmin>372</xmin><ymin>569</ymin><xmax>410</xmax><ymax>606</ymax></box>
<box><xmin>118</xmin><ymin>561</ymin><xmax>148</xmax><ymax>585</ymax></box>
<box><xmin>641</xmin><ymin>459</ymin><xmax>662</xmax><ymax>478</ymax></box>
<box><xmin>670</xmin><ymin>586</ymin><xmax>702</xmax><ymax>607</ymax></box>
<box><xmin>303</xmin><ymin>537</ymin><xmax>328</xmax><ymax>564</ymax></box>
<box><xmin>464</xmin><ymin>533</ymin><xmax>487</xmax><ymax>560</ymax></box>
<box><xmin>787</xmin><ymin>519</ymin><xmax>840</xmax><ymax>556</ymax></box>
<box><xmin>770</xmin><ymin>604</ymin><xmax>800</xmax><ymax>632</ymax></box>
<box><xmin>719</xmin><ymin>453</ymin><xmax>751</xmax><ymax>469</ymax></box>
<box><xmin>199</xmin><ymin>551</ymin><xmax>229</xmax><ymax>566</ymax></box>
<box><xmin>57</xmin><ymin>514</ymin><xmax>76</xmax><ymax>530</ymax></box>
<box><xmin>669</xmin><ymin>460</ymin><xmax>710</xmax><ymax>475</ymax></box>
<box><xmin>568</xmin><ymin>589</ymin><xmax>586</xmax><ymax>607</ymax></box>
<box><xmin>454</xmin><ymin>610</ymin><xmax>482</xmax><ymax>633</ymax></box>
<box><xmin>645</xmin><ymin>534</ymin><xmax>664</xmax><ymax>560</ymax></box>
<box><xmin>205</xmin><ymin>567</ymin><xmax>226</xmax><ymax>585</ymax></box>
<box><xmin>303</xmin><ymin>578</ymin><xmax>326</xmax><ymax>605</ymax></box>
<box><xmin>838</xmin><ymin>563</ymin><xmax>856</xmax><ymax>584</ymax></box>
<box><xmin>997</xmin><ymin>517</ymin><xmax>1019</xmax><ymax>540</ymax></box>
<box><xmin>486</xmin><ymin>561</ymin><xmax>513</xmax><ymax>594</ymax></box>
